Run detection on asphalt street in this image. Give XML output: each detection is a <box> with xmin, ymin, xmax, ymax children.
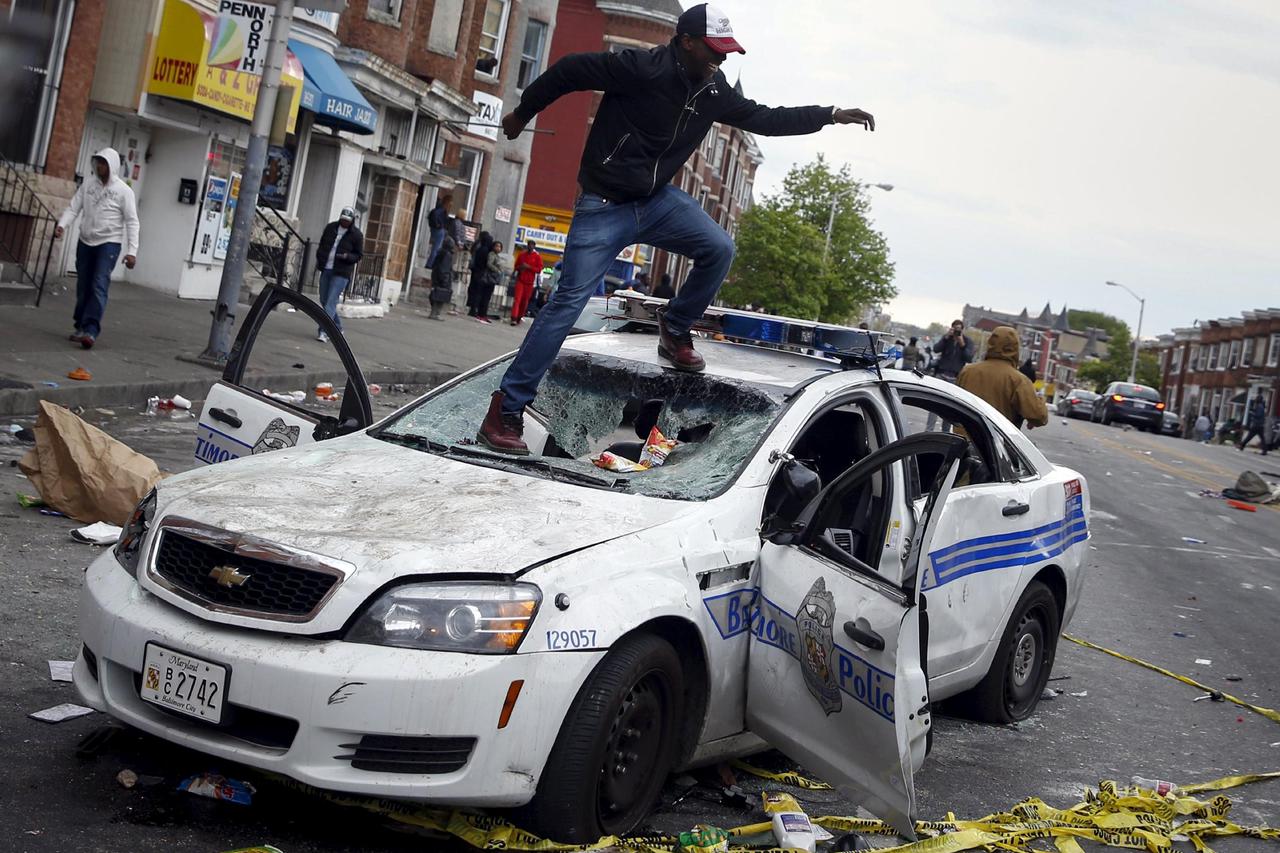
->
<box><xmin>2</xmin><ymin>403</ymin><xmax>1277</xmax><ymax>852</ymax></box>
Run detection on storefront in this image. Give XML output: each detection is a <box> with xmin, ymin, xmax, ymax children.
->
<box><xmin>514</xmin><ymin>203</ymin><xmax>646</xmax><ymax>285</ymax></box>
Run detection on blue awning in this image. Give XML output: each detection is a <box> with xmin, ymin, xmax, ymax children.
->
<box><xmin>288</xmin><ymin>40</ymin><xmax>377</xmax><ymax>135</ymax></box>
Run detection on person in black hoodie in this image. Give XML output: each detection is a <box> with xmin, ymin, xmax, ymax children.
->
<box><xmin>466</xmin><ymin>231</ymin><xmax>494</xmax><ymax>317</ymax></box>
<box><xmin>479</xmin><ymin>2</ymin><xmax>875</xmax><ymax>453</ymax></box>
<box><xmin>314</xmin><ymin>206</ymin><xmax>363</xmax><ymax>342</ymax></box>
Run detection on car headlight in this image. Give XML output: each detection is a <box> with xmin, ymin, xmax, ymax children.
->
<box><xmin>346</xmin><ymin>582</ymin><xmax>541</xmax><ymax>653</ymax></box>
<box><xmin>114</xmin><ymin>488</ymin><xmax>157</xmax><ymax>577</ymax></box>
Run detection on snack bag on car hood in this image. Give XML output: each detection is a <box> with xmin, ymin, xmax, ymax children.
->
<box><xmin>592</xmin><ymin>450</ymin><xmax>648</xmax><ymax>473</ymax></box>
<box><xmin>639</xmin><ymin>425</ymin><xmax>677</xmax><ymax>467</ymax></box>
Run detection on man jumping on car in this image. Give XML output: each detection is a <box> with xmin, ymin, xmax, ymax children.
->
<box><xmin>478</xmin><ymin>2</ymin><xmax>875</xmax><ymax>453</ymax></box>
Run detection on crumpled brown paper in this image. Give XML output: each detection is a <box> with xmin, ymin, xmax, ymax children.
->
<box><xmin>18</xmin><ymin>400</ymin><xmax>163</xmax><ymax>525</ymax></box>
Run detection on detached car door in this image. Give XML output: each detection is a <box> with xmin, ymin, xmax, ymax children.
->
<box><xmin>195</xmin><ymin>285</ymin><xmax>373</xmax><ymax>466</ymax></box>
<box><xmin>746</xmin><ymin>433</ymin><xmax>966</xmax><ymax>839</ymax></box>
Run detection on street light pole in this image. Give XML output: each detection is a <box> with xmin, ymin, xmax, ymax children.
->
<box><xmin>1106</xmin><ymin>280</ymin><xmax>1146</xmax><ymax>384</ymax></box>
<box><xmin>823</xmin><ymin>182</ymin><xmax>892</xmax><ymax>264</ymax></box>
<box><xmin>198</xmin><ymin>0</ymin><xmax>297</xmax><ymax>365</ymax></box>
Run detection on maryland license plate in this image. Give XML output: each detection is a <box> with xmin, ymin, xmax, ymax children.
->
<box><xmin>140</xmin><ymin>643</ymin><xmax>227</xmax><ymax>723</ymax></box>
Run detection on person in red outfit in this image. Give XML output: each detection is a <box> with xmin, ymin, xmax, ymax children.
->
<box><xmin>510</xmin><ymin>241</ymin><xmax>543</xmax><ymax>325</ymax></box>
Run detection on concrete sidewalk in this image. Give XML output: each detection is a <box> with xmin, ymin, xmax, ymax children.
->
<box><xmin>0</xmin><ymin>278</ymin><xmax>529</xmax><ymax>415</ymax></box>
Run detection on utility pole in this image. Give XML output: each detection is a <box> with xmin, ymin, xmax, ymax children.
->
<box><xmin>198</xmin><ymin>0</ymin><xmax>297</xmax><ymax>365</ymax></box>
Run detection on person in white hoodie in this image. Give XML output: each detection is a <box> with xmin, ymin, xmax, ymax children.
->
<box><xmin>54</xmin><ymin>147</ymin><xmax>139</xmax><ymax>349</ymax></box>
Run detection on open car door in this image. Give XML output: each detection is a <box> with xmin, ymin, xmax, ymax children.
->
<box><xmin>194</xmin><ymin>285</ymin><xmax>373</xmax><ymax>465</ymax></box>
<box><xmin>747</xmin><ymin>432</ymin><xmax>967</xmax><ymax>838</ymax></box>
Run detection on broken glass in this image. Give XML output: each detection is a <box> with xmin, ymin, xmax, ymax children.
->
<box><xmin>379</xmin><ymin>351</ymin><xmax>785</xmax><ymax>501</ymax></box>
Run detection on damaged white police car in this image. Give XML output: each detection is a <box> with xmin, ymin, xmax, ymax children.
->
<box><xmin>75</xmin><ymin>287</ymin><xmax>1089</xmax><ymax>843</ymax></box>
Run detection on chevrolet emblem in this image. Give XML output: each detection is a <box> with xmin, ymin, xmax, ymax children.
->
<box><xmin>209</xmin><ymin>564</ymin><xmax>251</xmax><ymax>588</ymax></box>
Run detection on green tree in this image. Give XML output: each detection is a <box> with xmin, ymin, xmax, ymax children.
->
<box><xmin>1075</xmin><ymin>323</ymin><xmax>1162</xmax><ymax>391</ymax></box>
<box><xmin>1067</xmin><ymin>309</ymin><xmax>1129</xmax><ymax>341</ymax></box>
<box><xmin>722</xmin><ymin>156</ymin><xmax>896</xmax><ymax>322</ymax></box>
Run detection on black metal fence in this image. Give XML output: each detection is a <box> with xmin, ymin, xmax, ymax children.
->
<box><xmin>0</xmin><ymin>155</ymin><xmax>58</xmax><ymax>305</ymax></box>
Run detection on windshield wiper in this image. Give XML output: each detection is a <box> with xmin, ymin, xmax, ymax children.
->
<box><xmin>378</xmin><ymin>432</ymin><xmax>627</xmax><ymax>490</ymax></box>
<box><xmin>447</xmin><ymin>444</ymin><xmax>629</xmax><ymax>490</ymax></box>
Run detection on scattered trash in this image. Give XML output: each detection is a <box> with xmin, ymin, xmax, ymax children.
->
<box><xmin>17</xmin><ymin>493</ymin><xmax>45</xmax><ymax>509</ymax></box>
<box><xmin>29</xmin><ymin>703</ymin><xmax>95</xmax><ymax>723</ymax></box>
<box><xmin>17</xmin><ymin>400</ymin><xmax>163</xmax><ymax>525</ymax></box>
<box><xmin>1172</xmin><ymin>631</ymin><xmax>1189</xmax><ymax>638</ymax></box>
<box><xmin>678</xmin><ymin>825</ymin><xmax>729</xmax><ymax>853</ymax></box>
<box><xmin>39</xmin><ymin>508</ymin><xmax>67</xmax><ymax>517</ymax></box>
<box><xmin>71</xmin><ymin>521</ymin><xmax>123</xmax><ymax>544</ymax></box>
<box><xmin>1174</xmin><ymin>604</ymin><xmax>1201</xmax><ymax>611</ymax></box>
<box><xmin>94</xmin><ymin>408</ymin><xmax>115</xmax><ymax>417</ymax></box>
<box><xmin>718</xmin><ymin>784</ymin><xmax>752</xmax><ymax>809</ymax></box>
<box><xmin>1238</xmin><ymin>716</ymin><xmax>1245</xmax><ymax>723</ymax></box>
<box><xmin>1195</xmin><ymin>658</ymin><xmax>1213</xmax><ymax>666</ymax></box>
<box><xmin>1105</xmin><ymin>471</ymin><xmax>1112</xmax><ymax>476</ymax></box>
<box><xmin>1047</xmin><ymin>674</ymin><xmax>1072</xmax><ymax>682</ymax></box>
<box><xmin>314</xmin><ymin>382</ymin><xmax>334</xmax><ymax>397</ymax></box>
<box><xmin>171</xmin><ymin>394</ymin><xmax>192</xmax><ymax>409</ymax></box>
<box><xmin>1141</xmin><ymin>450</ymin><xmax>1153</xmax><ymax>455</ymax></box>
<box><xmin>178</xmin><ymin>773</ymin><xmax>256</xmax><ymax>805</ymax></box>
<box><xmin>1225</xmin><ymin>675</ymin><xmax>1243</xmax><ymax>682</ymax></box>
<box><xmin>1271</xmin><ymin>742</ymin><xmax>1280</xmax><ymax>748</ymax></box>
<box><xmin>14</xmin><ymin>426</ymin><xmax>35</xmax><ymax>443</ymax></box>
<box><xmin>830</xmin><ymin>832</ymin><xmax>873</xmax><ymax>852</ymax></box>
<box><xmin>368</xmin><ymin>383</ymin><xmax>382</xmax><ymax>395</ymax></box>
<box><xmin>390</xmin><ymin>383</ymin><xmax>407</xmax><ymax>393</ymax></box>
<box><xmin>1240</xmin><ymin>582</ymin><xmax>1256</xmax><ymax>590</ymax></box>
<box><xmin>1069</xmin><ymin>690</ymin><xmax>1088</xmax><ymax>697</ymax></box>
<box><xmin>1040</xmin><ymin>687</ymin><xmax>1061</xmax><ymax>700</ymax></box>
<box><xmin>117</xmin><ymin>769</ymin><xmax>139</xmax><ymax>789</ymax></box>
<box><xmin>764</xmin><ymin>792</ymin><xmax>820</xmax><ymax>852</ymax></box>
<box><xmin>66</xmin><ymin>367</ymin><xmax>92</xmax><ymax>381</ymax></box>
<box><xmin>48</xmin><ymin>660</ymin><xmax>74</xmax><ymax>682</ymax></box>
<box><xmin>220</xmin><ymin>848</ymin><xmax>285</xmax><ymax>853</ymax></box>
<box><xmin>1193</xmin><ymin>691</ymin><xmax>1225</xmax><ymax>703</ymax></box>
<box><xmin>1181</xmin><ymin>537</ymin><xmax>1207</xmax><ymax>545</ymax></box>
<box><xmin>292</xmin><ymin>362</ymin><xmax>305</xmax><ymax>369</ymax></box>
<box><xmin>1226</xmin><ymin>499</ymin><xmax>1257</xmax><ymax>512</ymax></box>
<box><xmin>41</xmin><ymin>381</ymin><xmax>60</xmax><ymax>388</ymax></box>
<box><xmin>262</xmin><ymin>389</ymin><xmax>307</xmax><ymax>404</ymax></box>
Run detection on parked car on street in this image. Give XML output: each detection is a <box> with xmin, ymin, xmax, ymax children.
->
<box><xmin>1161</xmin><ymin>409</ymin><xmax>1182</xmax><ymax>436</ymax></box>
<box><xmin>1090</xmin><ymin>381</ymin><xmax>1165</xmax><ymax>431</ymax></box>
<box><xmin>75</xmin><ymin>287</ymin><xmax>1091</xmax><ymax>843</ymax></box>
<box><xmin>1056</xmin><ymin>389</ymin><xmax>1099</xmax><ymax>419</ymax></box>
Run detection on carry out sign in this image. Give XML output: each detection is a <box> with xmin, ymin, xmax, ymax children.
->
<box><xmin>209</xmin><ymin>0</ymin><xmax>274</xmax><ymax>74</ymax></box>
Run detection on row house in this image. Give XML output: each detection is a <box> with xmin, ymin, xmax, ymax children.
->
<box><xmin>962</xmin><ymin>302</ymin><xmax>1109</xmax><ymax>399</ymax></box>
<box><xmin>4</xmin><ymin>0</ymin><xmax>556</xmax><ymax>307</ymax></box>
<box><xmin>518</xmin><ymin>0</ymin><xmax>761</xmax><ymax>288</ymax></box>
<box><xmin>1156</xmin><ymin>308</ymin><xmax>1280</xmax><ymax>426</ymax></box>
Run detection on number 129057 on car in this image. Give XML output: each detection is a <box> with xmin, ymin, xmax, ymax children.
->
<box><xmin>140</xmin><ymin>644</ymin><xmax>228</xmax><ymax>723</ymax></box>
<box><xmin>546</xmin><ymin>629</ymin><xmax>597</xmax><ymax>649</ymax></box>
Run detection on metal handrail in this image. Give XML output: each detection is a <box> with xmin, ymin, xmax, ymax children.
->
<box><xmin>0</xmin><ymin>153</ymin><xmax>59</xmax><ymax>305</ymax></box>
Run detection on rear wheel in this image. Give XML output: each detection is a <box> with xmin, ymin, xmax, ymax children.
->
<box><xmin>1101</xmin><ymin>407</ymin><xmax>1113</xmax><ymax>426</ymax></box>
<box><xmin>951</xmin><ymin>581</ymin><xmax>1060</xmax><ymax>723</ymax></box>
<box><xmin>521</xmin><ymin>633</ymin><xmax>684</xmax><ymax>843</ymax></box>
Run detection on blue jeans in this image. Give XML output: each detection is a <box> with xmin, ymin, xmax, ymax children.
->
<box><xmin>425</xmin><ymin>228</ymin><xmax>445</xmax><ymax>268</ymax></box>
<box><xmin>317</xmin><ymin>269</ymin><xmax>348</xmax><ymax>334</ymax></box>
<box><xmin>73</xmin><ymin>241</ymin><xmax>121</xmax><ymax>338</ymax></box>
<box><xmin>499</xmin><ymin>185</ymin><xmax>735</xmax><ymax>413</ymax></box>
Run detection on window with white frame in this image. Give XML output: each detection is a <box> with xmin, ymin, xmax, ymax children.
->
<box><xmin>1228</xmin><ymin>339</ymin><xmax>1241</xmax><ymax>369</ymax></box>
<box><xmin>712</xmin><ymin>136</ymin><xmax>727</xmax><ymax>174</ymax></box>
<box><xmin>1241</xmin><ymin>336</ymin><xmax>1254</xmax><ymax>367</ymax></box>
<box><xmin>476</xmin><ymin>0</ymin><xmax>510</xmax><ymax>75</ymax></box>
<box><xmin>517</xmin><ymin>20</ymin><xmax>548</xmax><ymax>90</ymax></box>
<box><xmin>454</xmin><ymin>147</ymin><xmax>484</xmax><ymax>215</ymax></box>
<box><xmin>1196</xmin><ymin>345</ymin><xmax>1208</xmax><ymax>371</ymax></box>
<box><xmin>1218</xmin><ymin>341</ymin><xmax>1229</xmax><ymax>369</ymax></box>
<box><xmin>1208</xmin><ymin>342</ymin><xmax>1220</xmax><ymax>370</ymax></box>
<box><xmin>368</xmin><ymin>0</ymin><xmax>402</xmax><ymax>23</ymax></box>
<box><xmin>1269</xmin><ymin>333</ymin><xmax>1280</xmax><ymax>367</ymax></box>
<box><xmin>1171</xmin><ymin>346</ymin><xmax>1182</xmax><ymax>372</ymax></box>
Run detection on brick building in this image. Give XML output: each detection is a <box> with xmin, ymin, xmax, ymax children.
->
<box><xmin>517</xmin><ymin>0</ymin><xmax>762</xmax><ymax>288</ymax></box>
<box><xmin>1155</xmin><ymin>308</ymin><xmax>1280</xmax><ymax>428</ymax></box>
<box><xmin>962</xmin><ymin>302</ymin><xmax>1110</xmax><ymax>399</ymax></box>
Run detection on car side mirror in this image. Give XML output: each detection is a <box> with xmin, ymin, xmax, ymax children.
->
<box><xmin>762</xmin><ymin>457</ymin><xmax>821</xmax><ymax>545</ymax></box>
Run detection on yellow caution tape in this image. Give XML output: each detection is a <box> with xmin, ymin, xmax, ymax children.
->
<box><xmin>731</xmin><ymin>759</ymin><xmax>833</xmax><ymax>790</ymax></box>
<box><xmin>1062</xmin><ymin>633</ymin><xmax>1280</xmax><ymax>724</ymax></box>
<box><xmin>266</xmin><ymin>768</ymin><xmax>1279</xmax><ymax>853</ymax></box>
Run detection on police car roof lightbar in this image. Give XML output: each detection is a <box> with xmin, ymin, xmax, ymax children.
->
<box><xmin>610</xmin><ymin>293</ymin><xmax>888</xmax><ymax>370</ymax></box>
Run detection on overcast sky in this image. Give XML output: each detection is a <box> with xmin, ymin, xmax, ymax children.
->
<box><xmin>698</xmin><ymin>1</ymin><xmax>1280</xmax><ymax>336</ymax></box>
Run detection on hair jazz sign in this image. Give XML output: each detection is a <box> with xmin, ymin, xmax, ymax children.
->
<box><xmin>211</xmin><ymin>0</ymin><xmax>275</xmax><ymax>74</ymax></box>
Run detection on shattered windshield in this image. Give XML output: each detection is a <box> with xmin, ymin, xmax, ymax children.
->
<box><xmin>376</xmin><ymin>351</ymin><xmax>786</xmax><ymax>500</ymax></box>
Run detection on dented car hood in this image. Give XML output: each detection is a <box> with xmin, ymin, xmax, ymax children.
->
<box><xmin>157</xmin><ymin>433</ymin><xmax>684</xmax><ymax>579</ymax></box>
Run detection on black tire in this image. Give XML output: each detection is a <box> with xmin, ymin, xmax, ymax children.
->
<box><xmin>952</xmin><ymin>581</ymin><xmax>1059</xmax><ymax>723</ymax></box>
<box><xmin>1101</xmin><ymin>407</ymin><xmax>1113</xmax><ymax>426</ymax></box>
<box><xmin>520</xmin><ymin>633</ymin><xmax>684</xmax><ymax>843</ymax></box>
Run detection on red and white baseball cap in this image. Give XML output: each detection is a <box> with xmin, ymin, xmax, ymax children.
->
<box><xmin>676</xmin><ymin>3</ymin><xmax>746</xmax><ymax>55</ymax></box>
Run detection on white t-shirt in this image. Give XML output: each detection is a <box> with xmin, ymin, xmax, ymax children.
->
<box><xmin>325</xmin><ymin>225</ymin><xmax>348</xmax><ymax>271</ymax></box>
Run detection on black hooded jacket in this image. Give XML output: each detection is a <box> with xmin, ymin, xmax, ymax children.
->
<box><xmin>514</xmin><ymin>41</ymin><xmax>834</xmax><ymax>202</ymax></box>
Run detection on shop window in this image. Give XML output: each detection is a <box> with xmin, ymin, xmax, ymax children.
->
<box><xmin>476</xmin><ymin>0</ymin><xmax>510</xmax><ymax>76</ymax></box>
<box><xmin>454</xmin><ymin>147</ymin><xmax>483</xmax><ymax>216</ymax></box>
<box><xmin>517</xmin><ymin>20</ymin><xmax>548</xmax><ymax>90</ymax></box>
<box><xmin>208</xmin><ymin>138</ymin><xmax>248</xmax><ymax>181</ymax></box>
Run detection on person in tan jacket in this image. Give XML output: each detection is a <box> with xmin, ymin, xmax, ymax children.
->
<box><xmin>958</xmin><ymin>326</ymin><xmax>1049</xmax><ymax>430</ymax></box>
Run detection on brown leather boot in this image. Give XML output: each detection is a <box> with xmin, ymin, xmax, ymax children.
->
<box><xmin>658</xmin><ymin>316</ymin><xmax>706</xmax><ymax>372</ymax></box>
<box><xmin>477</xmin><ymin>391</ymin><xmax>529</xmax><ymax>455</ymax></box>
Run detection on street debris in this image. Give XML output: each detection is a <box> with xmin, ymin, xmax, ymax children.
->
<box><xmin>678</xmin><ymin>825</ymin><xmax>729</xmax><ymax>853</ymax></box>
<box><xmin>71</xmin><ymin>521</ymin><xmax>123</xmax><ymax>545</ymax></box>
<box><xmin>18</xmin><ymin>400</ymin><xmax>163</xmax><ymax>525</ymax></box>
<box><xmin>1194</xmin><ymin>691</ymin><xmax>1225</xmax><ymax>703</ymax></box>
<box><xmin>368</xmin><ymin>383</ymin><xmax>382</xmax><ymax>395</ymax></box>
<box><xmin>94</xmin><ymin>408</ymin><xmax>115</xmax><ymax>416</ymax></box>
<box><xmin>1225</xmin><ymin>675</ymin><xmax>1244</xmax><ymax>682</ymax></box>
<box><xmin>1069</xmin><ymin>690</ymin><xmax>1089</xmax><ymax>697</ymax></box>
<box><xmin>1040</xmin><ymin>687</ymin><xmax>1061</xmax><ymax>701</ymax></box>
<box><xmin>292</xmin><ymin>362</ymin><xmax>305</xmax><ymax>368</ymax></box>
<box><xmin>1172</xmin><ymin>631</ymin><xmax>1190</xmax><ymax>638</ymax></box>
<box><xmin>67</xmin><ymin>367</ymin><xmax>92</xmax><ymax>381</ymax></box>
<box><xmin>264</xmin><ymin>389</ymin><xmax>307</xmax><ymax>403</ymax></box>
<box><xmin>39</xmin><ymin>508</ymin><xmax>67</xmax><ymax>517</ymax></box>
<box><xmin>178</xmin><ymin>773</ymin><xmax>256</xmax><ymax>805</ymax></box>
<box><xmin>314</xmin><ymin>382</ymin><xmax>334</xmax><ymax>397</ymax></box>
<box><xmin>1222</xmin><ymin>470</ymin><xmax>1280</xmax><ymax>504</ymax></box>
<box><xmin>47</xmin><ymin>660</ymin><xmax>74</xmax><ymax>682</ymax></box>
<box><xmin>1227</xmin><ymin>499</ymin><xmax>1258</xmax><ymax>512</ymax></box>
<box><xmin>117</xmin><ymin>769</ymin><xmax>138</xmax><ymax>789</ymax></box>
<box><xmin>763</xmin><ymin>791</ymin><xmax>829</xmax><ymax>851</ymax></box>
<box><xmin>17</xmin><ymin>492</ymin><xmax>45</xmax><ymax>508</ymax></box>
<box><xmin>220</xmin><ymin>848</ymin><xmax>285</xmax><ymax>853</ymax></box>
<box><xmin>1131</xmin><ymin>776</ymin><xmax>1179</xmax><ymax>796</ymax></box>
<box><xmin>1196</xmin><ymin>658</ymin><xmax>1213</xmax><ymax>666</ymax></box>
<box><xmin>29</xmin><ymin>703</ymin><xmax>95</xmax><ymax>723</ymax></box>
<box><xmin>1181</xmin><ymin>537</ymin><xmax>1207</xmax><ymax>545</ymax></box>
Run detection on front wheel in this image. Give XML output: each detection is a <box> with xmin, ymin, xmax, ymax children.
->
<box><xmin>952</xmin><ymin>581</ymin><xmax>1060</xmax><ymax>723</ymax></box>
<box><xmin>520</xmin><ymin>633</ymin><xmax>684</xmax><ymax>843</ymax></box>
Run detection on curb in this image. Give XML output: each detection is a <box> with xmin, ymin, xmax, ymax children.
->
<box><xmin>0</xmin><ymin>368</ymin><xmax>458</xmax><ymax>417</ymax></box>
